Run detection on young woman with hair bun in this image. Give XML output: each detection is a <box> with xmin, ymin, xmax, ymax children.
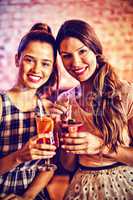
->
<box><xmin>0</xmin><ymin>23</ymin><xmax>59</xmax><ymax>200</ymax></box>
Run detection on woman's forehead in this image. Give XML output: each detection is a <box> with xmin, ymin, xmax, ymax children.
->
<box><xmin>60</xmin><ymin>37</ymin><xmax>86</xmax><ymax>52</ymax></box>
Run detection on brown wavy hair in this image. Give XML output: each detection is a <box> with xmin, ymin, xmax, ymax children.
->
<box><xmin>56</xmin><ymin>19</ymin><xmax>126</xmax><ymax>151</ymax></box>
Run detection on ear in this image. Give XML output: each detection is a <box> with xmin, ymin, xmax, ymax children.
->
<box><xmin>15</xmin><ymin>54</ymin><xmax>19</xmax><ymax>68</ymax></box>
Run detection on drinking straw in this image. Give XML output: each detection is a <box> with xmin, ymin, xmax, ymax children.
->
<box><xmin>68</xmin><ymin>95</ymin><xmax>72</xmax><ymax>120</ymax></box>
<box><xmin>37</xmin><ymin>98</ymin><xmax>44</xmax><ymax>118</ymax></box>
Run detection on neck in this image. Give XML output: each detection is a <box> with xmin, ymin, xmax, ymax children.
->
<box><xmin>8</xmin><ymin>85</ymin><xmax>38</xmax><ymax>112</ymax></box>
<box><xmin>11</xmin><ymin>84</ymin><xmax>37</xmax><ymax>98</ymax></box>
<box><xmin>80</xmin><ymin>79</ymin><xmax>93</xmax><ymax>93</ymax></box>
<box><xmin>78</xmin><ymin>79</ymin><xmax>93</xmax><ymax>110</ymax></box>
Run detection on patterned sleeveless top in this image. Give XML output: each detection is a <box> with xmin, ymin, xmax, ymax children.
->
<box><xmin>0</xmin><ymin>93</ymin><xmax>45</xmax><ymax>197</ymax></box>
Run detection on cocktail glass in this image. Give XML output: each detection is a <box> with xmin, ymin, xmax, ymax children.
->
<box><xmin>61</xmin><ymin>119</ymin><xmax>83</xmax><ymax>135</ymax></box>
<box><xmin>36</xmin><ymin>114</ymin><xmax>58</xmax><ymax>171</ymax></box>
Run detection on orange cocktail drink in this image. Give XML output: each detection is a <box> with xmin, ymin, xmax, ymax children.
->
<box><xmin>36</xmin><ymin>115</ymin><xmax>55</xmax><ymax>145</ymax></box>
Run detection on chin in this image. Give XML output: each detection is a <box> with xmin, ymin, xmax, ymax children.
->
<box><xmin>25</xmin><ymin>83</ymin><xmax>40</xmax><ymax>90</ymax></box>
<box><xmin>78</xmin><ymin>76</ymin><xmax>90</xmax><ymax>82</ymax></box>
<box><xmin>28</xmin><ymin>80</ymin><xmax>48</xmax><ymax>89</ymax></box>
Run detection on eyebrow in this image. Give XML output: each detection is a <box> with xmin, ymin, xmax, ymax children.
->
<box><xmin>24</xmin><ymin>55</ymin><xmax>53</xmax><ymax>63</ymax></box>
<box><xmin>60</xmin><ymin>45</ymin><xmax>85</xmax><ymax>54</ymax></box>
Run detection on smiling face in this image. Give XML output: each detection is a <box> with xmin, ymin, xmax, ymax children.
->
<box><xmin>60</xmin><ymin>37</ymin><xmax>97</xmax><ymax>82</ymax></box>
<box><xmin>15</xmin><ymin>41</ymin><xmax>54</xmax><ymax>90</ymax></box>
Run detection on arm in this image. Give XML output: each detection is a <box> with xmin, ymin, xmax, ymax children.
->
<box><xmin>2</xmin><ymin>170</ymin><xmax>55</xmax><ymax>200</ymax></box>
<box><xmin>0</xmin><ymin>150</ymin><xmax>22</xmax><ymax>175</ymax></box>
<box><xmin>49</xmin><ymin>95</ymin><xmax>77</xmax><ymax>171</ymax></box>
<box><xmin>102</xmin><ymin>117</ymin><xmax>133</xmax><ymax>166</ymax></box>
<box><xmin>0</xmin><ymin>137</ymin><xmax>56</xmax><ymax>175</ymax></box>
<box><xmin>23</xmin><ymin>170</ymin><xmax>54</xmax><ymax>199</ymax></box>
<box><xmin>49</xmin><ymin>93</ymin><xmax>101</xmax><ymax>171</ymax></box>
<box><xmin>22</xmin><ymin>99</ymin><xmax>60</xmax><ymax>199</ymax></box>
<box><xmin>102</xmin><ymin>145</ymin><xmax>133</xmax><ymax>166</ymax></box>
<box><xmin>0</xmin><ymin>95</ymin><xmax>56</xmax><ymax>175</ymax></box>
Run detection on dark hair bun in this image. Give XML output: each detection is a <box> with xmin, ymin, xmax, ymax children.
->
<box><xmin>30</xmin><ymin>23</ymin><xmax>52</xmax><ymax>34</ymax></box>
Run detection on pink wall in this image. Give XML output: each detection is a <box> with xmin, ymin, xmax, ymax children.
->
<box><xmin>0</xmin><ymin>0</ymin><xmax>133</xmax><ymax>90</ymax></box>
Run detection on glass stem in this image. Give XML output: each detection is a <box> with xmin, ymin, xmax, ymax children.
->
<box><xmin>45</xmin><ymin>158</ymin><xmax>50</xmax><ymax>166</ymax></box>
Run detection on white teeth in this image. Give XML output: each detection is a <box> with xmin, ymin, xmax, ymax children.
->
<box><xmin>28</xmin><ymin>75</ymin><xmax>41</xmax><ymax>81</ymax></box>
<box><xmin>74</xmin><ymin>68</ymin><xmax>85</xmax><ymax>74</ymax></box>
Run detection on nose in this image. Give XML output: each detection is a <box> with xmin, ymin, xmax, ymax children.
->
<box><xmin>72</xmin><ymin>54</ymin><xmax>82</xmax><ymax>67</ymax></box>
<box><xmin>32</xmin><ymin>61</ymin><xmax>41</xmax><ymax>73</ymax></box>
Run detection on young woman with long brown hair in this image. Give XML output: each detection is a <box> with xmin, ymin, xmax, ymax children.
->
<box><xmin>52</xmin><ymin>19</ymin><xmax>133</xmax><ymax>199</ymax></box>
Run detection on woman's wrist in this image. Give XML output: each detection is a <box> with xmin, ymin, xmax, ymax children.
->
<box><xmin>100</xmin><ymin>145</ymin><xmax>117</xmax><ymax>160</ymax></box>
<box><xmin>99</xmin><ymin>145</ymin><xmax>112</xmax><ymax>158</ymax></box>
<box><xmin>23</xmin><ymin>189</ymin><xmax>38</xmax><ymax>200</ymax></box>
<box><xmin>22</xmin><ymin>193</ymin><xmax>35</xmax><ymax>200</ymax></box>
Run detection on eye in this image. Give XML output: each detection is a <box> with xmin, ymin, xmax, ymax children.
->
<box><xmin>42</xmin><ymin>62</ymin><xmax>51</xmax><ymax>67</ymax></box>
<box><xmin>24</xmin><ymin>56</ymin><xmax>34</xmax><ymax>64</ymax></box>
<box><xmin>61</xmin><ymin>54</ymin><xmax>72</xmax><ymax>60</ymax></box>
<box><xmin>79</xmin><ymin>49</ymin><xmax>88</xmax><ymax>56</ymax></box>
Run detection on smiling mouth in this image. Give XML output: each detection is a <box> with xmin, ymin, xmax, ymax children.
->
<box><xmin>28</xmin><ymin>74</ymin><xmax>41</xmax><ymax>83</ymax></box>
<box><xmin>72</xmin><ymin>66</ymin><xmax>88</xmax><ymax>75</ymax></box>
